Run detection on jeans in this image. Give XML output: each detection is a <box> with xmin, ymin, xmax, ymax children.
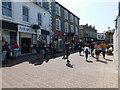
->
<box><xmin>85</xmin><ymin>52</ymin><xmax>89</xmax><ymax>60</ymax></box>
<box><xmin>14</xmin><ymin>49</ymin><xmax>19</xmax><ymax>57</ymax></box>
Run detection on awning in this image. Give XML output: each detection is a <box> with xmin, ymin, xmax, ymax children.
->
<box><xmin>0</xmin><ymin>20</ymin><xmax>18</xmax><ymax>31</ymax></box>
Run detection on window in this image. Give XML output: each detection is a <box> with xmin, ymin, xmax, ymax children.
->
<box><xmin>38</xmin><ymin>13</ymin><xmax>42</xmax><ymax>25</ymax></box>
<box><xmin>64</xmin><ymin>10</ymin><xmax>68</xmax><ymax>20</ymax></box>
<box><xmin>56</xmin><ymin>19</ymin><xmax>61</xmax><ymax>31</ymax></box>
<box><xmin>22</xmin><ymin>6</ymin><xmax>29</xmax><ymax>22</ymax></box>
<box><xmin>56</xmin><ymin>4</ymin><xmax>60</xmax><ymax>16</ymax></box>
<box><xmin>71</xmin><ymin>25</ymin><xmax>74</xmax><ymax>33</ymax></box>
<box><xmin>2</xmin><ymin>1</ymin><xmax>12</xmax><ymax>17</ymax></box>
<box><xmin>64</xmin><ymin>22</ymin><xmax>69</xmax><ymax>32</ymax></box>
<box><xmin>37</xmin><ymin>1</ymin><xmax>42</xmax><ymax>6</ymax></box>
<box><xmin>42</xmin><ymin>2</ymin><xmax>49</xmax><ymax>10</ymax></box>
<box><xmin>75</xmin><ymin>17</ymin><xmax>78</xmax><ymax>25</ymax></box>
<box><xmin>70</xmin><ymin>14</ymin><xmax>74</xmax><ymax>23</ymax></box>
<box><xmin>75</xmin><ymin>27</ymin><xmax>78</xmax><ymax>35</ymax></box>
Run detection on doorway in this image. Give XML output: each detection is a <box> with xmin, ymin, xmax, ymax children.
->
<box><xmin>21</xmin><ymin>38</ymin><xmax>31</xmax><ymax>54</ymax></box>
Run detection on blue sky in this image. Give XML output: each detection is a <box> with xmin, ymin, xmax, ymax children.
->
<box><xmin>56</xmin><ymin>0</ymin><xmax>119</xmax><ymax>32</ymax></box>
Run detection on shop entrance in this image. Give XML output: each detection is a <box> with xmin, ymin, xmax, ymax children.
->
<box><xmin>21</xmin><ymin>38</ymin><xmax>31</xmax><ymax>54</ymax></box>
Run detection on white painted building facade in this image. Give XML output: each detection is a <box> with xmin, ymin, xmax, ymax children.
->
<box><xmin>113</xmin><ymin>16</ymin><xmax>120</xmax><ymax>70</ymax></box>
<box><xmin>1</xmin><ymin>0</ymin><xmax>52</xmax><ymax>54</ymax></box>
<box><xmin>113</xmin><ymin>2</ymin><xmax>120</xmax><ymax>71</ymax></box>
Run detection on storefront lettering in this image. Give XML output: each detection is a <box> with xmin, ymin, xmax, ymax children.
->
<box><xmin>18</xmin><ymin>25</ymin><xmax>41</xmax><ymax>34</ymax></box>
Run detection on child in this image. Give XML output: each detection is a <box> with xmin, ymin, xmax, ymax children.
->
<box><xmin>84</xmin><ymin>44</ymin><xmax>90</xmax><ymax>61</ymax></box>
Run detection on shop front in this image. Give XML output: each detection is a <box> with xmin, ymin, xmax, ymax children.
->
<box><xmin>40</xmin><ymin>29</ymin><xmax>50</xmax><ymax>44</ymax></box>
<box><xmin>18</xmin><ymin>25</ymin><xmax>41</xmax><ymax>54</ymax></box>
<box><xmin>2</xmin><ymin>20</ymin><xmax>18</xmax><ymax>43</ymax></box>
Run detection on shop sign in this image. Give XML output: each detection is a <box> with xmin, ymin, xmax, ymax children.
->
<box><xmin>18</xmin><ymin>25</ymin><xmax>41</xmax><ymax>34</ymax></box>
<box><xmin>97</xmin><ymin>33</ymin><xmax>105</xmax><ymax>40</ymax></box>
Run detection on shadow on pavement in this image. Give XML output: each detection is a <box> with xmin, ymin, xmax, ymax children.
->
<box><xmin>105</xmin><ymin>58</ymin><xmax>113</xmax><ymax>62</ymax></box>
<box><xmin>96</xmin><ymin>59</ymin><xmax>107</xmax><ymax>64</ymax></box>
<box><xmin>29</xmin><ymin>58</ymin><xmax>44</xmax><ymax>66</ymax></box>
<box><xmin>86</xmin><ymin>60</ymin><xmax>93</xmax><ymax>63</ymax></box>
<box><xmin>2</xmin><ymin>50</ymin><xmax>78</xmax><ymax>68</ymax></box>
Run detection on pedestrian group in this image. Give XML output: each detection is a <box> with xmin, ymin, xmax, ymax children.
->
<box><xmin>2</xmin><ymin>40</ymin><xmax>113</xmax><ymax>65</ymax></box>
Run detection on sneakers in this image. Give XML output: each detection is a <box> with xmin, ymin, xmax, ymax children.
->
<box><xmin>67</xmin><ymin>60</ymin><xmax>70</xmax><ymax>63</ymax></box>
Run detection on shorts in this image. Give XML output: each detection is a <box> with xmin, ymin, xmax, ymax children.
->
<box><xmin>40</xmin><ymin>50</ymin><xmax>45</xmax><ymax>54</ymax></box>
<box><xmin>95</xmin><ymin>50</ymin><xmax>101</xmax><ymax>55</ymax></box>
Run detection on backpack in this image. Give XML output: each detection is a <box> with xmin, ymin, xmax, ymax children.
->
<box><xmin>85</xmin><ymin>48</ymin><xmax>89</xmax><ymax>53</ymax></box>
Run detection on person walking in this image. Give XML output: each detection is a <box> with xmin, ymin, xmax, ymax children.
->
<box><xmin>94</xmin><ymin>42</ymin><xmax>101</xmax><ymax>61</ymax></box>
<box><xmin>78</xmin><ymin>43</ymin><xmax>82</xmax><ymax>56</ymax></box>
<box><xmin>84</xmin><ymin>44</ymin><xmax>90</xmax><ymax>62</ymax></box>
<box><xmin>2</xmin><ymin>42</ymin><xmax>12</xmax><ymax>63</ymax></box>
<box><xmin>101</xmin><ymin>41</ymin><xmax>107</xmax><ymax>59</ymax></box>
<box><xmin>65</xmin><ymin>41</ymin><xmax>71</xmax><ymax>64</ymax></box>
<box><xmin>90</xmin><ymin>42</ymin><xmax>95</xmax><ymax>57</ymax></box>
<box><xmin>62</xmin><ymin>41</ymin><xmax>66</xmax><ymax>59</ymax></box>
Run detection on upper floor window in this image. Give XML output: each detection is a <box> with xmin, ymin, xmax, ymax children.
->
<box><xmin>75</xmin><ymin>17</ymin><xmax>78</xmax><ymax>25</ymax></box>
<box><xmin>37</xmin><ymin>2</ymin><xmax>42</xmax><ymax>7</ymax></box>
<box><xmin>22</xmin><ymin>6</ymin><xmax>29</xmax><ymax>22</ymax></box>
<box><xmin>64</xmin><ymin>10</ymin><xmax>68</xmax><ymax>20</ymax></box>
<box><xmin>56</xmin><ymin>19</ymin><xmax>61</xmax><ymax>31</ymax></box>
<box><xmin>64</xmin><ymin>22</ymin><xmax>69</xmax><ymax>32</ymax></box>
<box><xmin>71</xmin><ymin>25</ymin><xmax>74</xmax><ymax>33</ymax></box>
<box><xmin>56</xmin><ymin>4</ymin><xmax>60</xmax><ymax>16</ymax></box>
<box><xmin>70</xmin><ymin>14</ymin><xmax>74</xmax><ymax>23</ymax></box>
<box><xmin>75</xmin><ymin>27</ymin><xmax>78</xmax><ymax>35</ymax></box>
<box><xmin>38</xmin><ymin>13</ymin><xmax>42</xmax><ymax>25</ymax></box>
<box><xmin>2</xmin><ymin>1</ymin><xmax>12</xmax><ymax>17</ymax></box>
<box><xmin>42</xmin><ymin>2</ymin><xmax>49</xmax><ymax>10</ymax></box>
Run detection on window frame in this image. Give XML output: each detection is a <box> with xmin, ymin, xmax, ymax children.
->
<box><xmin>38</xmin><ymin>13</ymin><xmax>42</xmax><ymax>26</ymax></box>
<box><xmin>71</xmin><ymin>25</ymin><xmax>74</xmax><ymax>33</ymax></box>
<box><xmin>56</xmin><ymin>4</ymin><xmax>60</xmax><ymax>16</ymax></box>
<box><xmin>64</xmin><ymin>22</ymin><xmax>69</xmax><ymax>33</ymax></box>
<box><xmin>70</xmin><ymin>14</ymin><xmax>74</xmax><ymax>23</ymax></box>
<box><xmin>2</xmin><ymin>1</ymin><xmax>12</xmax><ymax>17</ymax></box>
<box><xmin>56</xmin><ymin>19</ymin><xmax>61</xmax><ymax>31</ymax></box>
<box><xmin>64</xmin><ymin>10</ymin><xmax>68</xmax><ymax>20</ymax></box>
<box><xmin>22</xmin><ymin>6</ymin><xmax>29</xmax><ymax>22</ymax></box>
<box><xmin>75</xmin><ymin>27</ymin><xmax>78</xmax><ymax>35</ymax></box>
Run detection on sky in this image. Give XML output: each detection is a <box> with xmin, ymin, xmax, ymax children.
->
<box><xmin>56</xmin><ymin>0</ymin><xmax>119</xmax><ymax>33</ymax></box>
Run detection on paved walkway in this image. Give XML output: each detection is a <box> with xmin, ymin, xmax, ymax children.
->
<box><xmin>1</xmin><ymin>52</ymin><xmax>118</xmax><ymax>88</ymax></box>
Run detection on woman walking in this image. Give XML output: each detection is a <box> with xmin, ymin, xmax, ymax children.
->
<box><xmin>94</xmin><ymin>42</ymin><xmax>101</xmax><ymax>61</ymax></box>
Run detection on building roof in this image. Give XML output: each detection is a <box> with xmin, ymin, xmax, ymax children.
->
<box><xmin>55</xmin><ymin>2</ymin><xmax>80</xmax><ymax>19</ymax></box>
<box><xmin>80</xmin><ymin>24</ymin><xmax>97</xmax><ymax>31</ymax></box>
